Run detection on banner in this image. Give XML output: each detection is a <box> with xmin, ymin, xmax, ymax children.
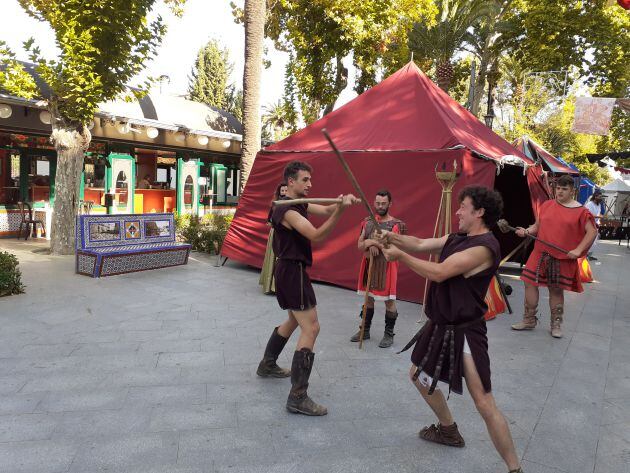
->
<box><xmin>573</xmin><ymin>97</ymin><xmax>616</xmax><ymax>135</ymax></box>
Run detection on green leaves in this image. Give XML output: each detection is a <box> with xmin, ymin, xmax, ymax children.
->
<box><xmin>4</xmin><ymin>1</ymin><xmax>184</xmax><ymax>125</ymax></box>
<box><xmin>188</xmin><ymin>39</ymin><xmax>232</xmax><ymax>109</ymax></box>
<box><xmin>263</xmin><ymin>0</ymin><xmax>436</xmax><ymax>121</ymax></box>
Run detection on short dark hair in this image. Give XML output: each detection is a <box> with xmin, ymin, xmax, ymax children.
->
<box><xmin>375</xmin><ymin>189</ymin><xmax>392</xmax><ymax>202</ymax></box>
<box><xmin>284</xmin><ymin>161</ymin><xmax>312</xmax><ymax>182</ymax></box>
<box><xmin>458</xmin><ymin>185</ymin><xmax>503</xmax><ymax>228</ymax></box>
<box><xmin>556</xmin><ymin>175</ymin><xmax>575</xmax><ymax>188</ymax></box>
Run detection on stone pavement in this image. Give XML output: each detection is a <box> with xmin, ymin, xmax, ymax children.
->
<box><xmin>0</xmin><ymin>238</ymin><xmax>629</xmax><ymax>473</ymax></box>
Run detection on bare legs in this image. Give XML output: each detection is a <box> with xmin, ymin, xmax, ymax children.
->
<box><xmin>409</xmin><ymin>356</ymin><xmax>521</xmax><ymax>471</ymax></box>
<box><xmin>463</xmin><ymin>356</ymin><xmax>520</xmax><ymax>471</ymax></box>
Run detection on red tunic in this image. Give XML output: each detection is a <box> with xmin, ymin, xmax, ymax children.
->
<box><xmin>356</xmin><ymin>217</ymin><xmax>406</xmax><ymax>301</ymax></box>
<box><xmin>521</xmin><ymin>200</ymin><xmax>595</xmax><ymax>293</ymax></box>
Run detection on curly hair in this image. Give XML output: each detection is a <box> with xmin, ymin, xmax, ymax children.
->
<box><xmin>458</xmin><ymin>186</ymin><xmax>503</xmax><ymax>228</ymax></box>
<box><xmin>284</xmin><ymin>161</ymin><xmax>313</xmax><ymax>182</ymax></box>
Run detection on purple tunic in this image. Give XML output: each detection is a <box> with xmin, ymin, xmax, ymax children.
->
<box><xmin>270</xmin><ymin>198</ymin><xmax>316</xmax><ymax>311</ymax></box>
<box><xmin>409</xmin><ymin>232</ymin><xmax>500</xmax><ymax>395</ymax></box>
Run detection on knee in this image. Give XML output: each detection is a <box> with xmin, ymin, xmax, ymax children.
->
<box><xmin>473</xmin><ymin>394</ymin><xmax>496</xmax><ymax>420</ymax></box>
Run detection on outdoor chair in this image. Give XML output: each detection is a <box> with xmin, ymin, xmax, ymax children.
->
<box><xmin>17</xmin><ymin>201</ymin><xmax>46</xmax><ymax>240</ymax></box>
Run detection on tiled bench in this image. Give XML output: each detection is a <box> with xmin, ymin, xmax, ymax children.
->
<box><xmin>75</xmin><ymin>213</ymin><xmax>191</xmax><ymax>277</ymax></box>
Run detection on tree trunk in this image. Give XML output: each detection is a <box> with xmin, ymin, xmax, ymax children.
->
<box><xmin>49</xmin><ymin>115</ymin><xmax>91</xmax><ymax>255</ymax></box>
<box><xmin>322</xmin><ymin>56</ymin><xmax>348</xmax><ymax>116</ymax></box>
<box><xmin>240</xmin><ymin>0</ymin><xmax>265</xmax><ymax>194</ymax></box>
<box><xmin>471</xmin><ymin>54</ymin><xmax>489</xmax><ymax>117</ymax></box>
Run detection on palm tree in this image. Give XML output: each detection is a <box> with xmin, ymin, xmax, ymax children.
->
<box><xmin>409</xmin><ymin>0</ymin><xmax>496</xmax><ymax>92</ymax></box>
<box><xmin>240</xmin><ymin>0</ymin><xmax>266</xmax><ymax>193</ymax></box>
<box><xmin>263</xmin><ymin>101</ymin><xmax>290</xmax><ymax>141</ymax></box>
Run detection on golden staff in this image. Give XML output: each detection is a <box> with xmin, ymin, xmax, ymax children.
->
<box><xmin>420</xmin><ymin>161</ymin><xmax>460</xmax><ymax>322</ymax></box>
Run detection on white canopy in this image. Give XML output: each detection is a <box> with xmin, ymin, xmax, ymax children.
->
<box><xmin>603</xmin><ymin>178</ymin><xmax>630</xmax><ymax>193</ymax></box>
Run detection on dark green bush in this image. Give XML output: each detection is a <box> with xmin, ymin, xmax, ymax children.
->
<box><xmin>175</xmin><ymin>213</ymin><xmax>234</xmax><ymax>254</ymax></box>
<box><xmin>0</xmin><ymin>251</ymin><xmax>25</xmax><ymax>296</ymax></box>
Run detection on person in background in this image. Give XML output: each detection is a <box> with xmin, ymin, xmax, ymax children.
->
<box><xmin>138</xmin><ymin>174</ymin><xmax>152</xmax><ymax>189</ymax></box>
<box><xmin>584</xmin><ymin>189</ymin><xmax>604</xmax><ymax>261</ymax></box>
<box><xmin>260</xmin><ymin>182</ymin><xmax>288</xmax><ymax>294</ymax></box>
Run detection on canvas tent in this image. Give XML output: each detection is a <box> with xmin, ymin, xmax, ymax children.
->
<box><xmin>602</xmin><ymin>179</ymin><xmax>630</xmax><ymax>215</ymax></box>
<box><xmin>514</xmin><ymin>137</ymin><xmax>579</xmax><ymax>176</ymax></box>
<box><xmin>222</xmin><ymin>62</ymin><xmax>550</xmax><ymax>302</ymax></box>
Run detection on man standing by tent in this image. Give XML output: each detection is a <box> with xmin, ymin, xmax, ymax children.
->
<box><xmin>512</xmin><ymin>175</ymin><xmax>597</xmax><ymax>338</ymax></box>
<box><xmin>351</xmin><ymin>189</ymin><xmax>406</xmax><ymax>347</ymax></box>
<box><xmin>256</xmin><ymin>160</ymin><xmax>359</xmax><ymax>416</ymax></box>
<box><xmin>378</xmin><ymin>186</ymin><xmax>523</xmax><ymax>473</ymax></box>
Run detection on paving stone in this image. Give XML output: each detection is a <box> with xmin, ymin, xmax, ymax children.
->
<box><xmin>0</xmin><ymin>439</ymin><xmax>77</xmax><ymax>473</ymax></box>
<box><xmin>37</xmin><ymin>388</ymin><xmax>129</xmax><ymax>413</ymax></box>
<box><xmin>148</xmin><ymin>403</ymin><xmax>237</xmax><ymax>432</ymax></box>
<box><xmin>68</xmin><ymin>432</ymin><xmax>178</xmax><ymax>472</ymax></box>
<box><xmin>126</xmin><ymin>384</ymin><xmax>206</xmax><ymax>407</ymax></box>
<box><xmin>0</xmin><ymin>413</ymin><xmax>57</xmax><ymax>441</ymax></box>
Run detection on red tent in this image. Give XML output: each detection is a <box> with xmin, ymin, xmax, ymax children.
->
<box><xmin>222</xmin><ymin>62</ymin><xmax>549</xmax><ymax>302</ymax></box>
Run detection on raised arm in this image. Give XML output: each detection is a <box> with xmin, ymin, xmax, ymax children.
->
<box><xmin>283</xmin><ymin>194</ymin><xmax>358</xmax><ymax>243</ymax></box>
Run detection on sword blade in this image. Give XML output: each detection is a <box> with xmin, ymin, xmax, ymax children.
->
<box><xmin>321</xmin><ymin>129</ymin><xmax>378</xmax><ymax>224</ymax></box>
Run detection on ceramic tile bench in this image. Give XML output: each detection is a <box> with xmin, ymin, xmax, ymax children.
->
<box><xmin>75</xmin><ymin>213</ymin><xmax>191</xmax><ymax>277</ymax></box>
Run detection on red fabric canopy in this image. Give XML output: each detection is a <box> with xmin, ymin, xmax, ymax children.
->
<box><xmin>222</xmin><ymin>62</ymin><xmax>548</xmax><ymax>302</ymax></box>
<box><xmin>514</xmin><ymin>137</ymin><xmax>579</xmax><ymax>176</ymax></box>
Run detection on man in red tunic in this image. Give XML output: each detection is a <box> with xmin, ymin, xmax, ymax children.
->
<box><xmin>377</xmin><ymin>186</ymin><xmax>523</xmax><ymax>473</ymax></box>
<box><xmin>351</xmin><ymin>189</ymin><xmax>406</xmax><ymax>348</ymax></box>
<box><xmin>512</xmin><ymin>175</ymin><xmax>597</xmax><ymax>338</ymax></box>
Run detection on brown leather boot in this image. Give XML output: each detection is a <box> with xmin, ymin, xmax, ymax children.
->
<box><xmin>419</xmin><ymin>422</ymin><xmax>465</xmax><ymax>447</ymax></box>
<box><xmin>378</xmin><ymin>311</ymin><xmax>397</xmax><ymax>348</ymax></box>
<box><xmin>256</xmin><ymin>327</ymin><xmax>291</xmax><ymax>378</ymax></box>
<box><xmin>286</xmin><ymin>348</ymin><xmax>327</xmax><ymax>416</ymax></box>
<box><xmin>511</xmin><ymin>303</ymin><xmax>538</xmax><ymax>331</ymax></box>
<box><xmin>550</xmin><ymin>304</ymin><xmax>563</xmax><ymax>338</ymax></box>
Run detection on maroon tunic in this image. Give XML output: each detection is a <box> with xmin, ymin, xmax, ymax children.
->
<box><xmin>408</xmin><ymin>232</ymin><xmax>500</xmax><ymax>395</ymax></box>
<box><xmin>270</xmin><ymin>198</ymin><xmax>316</xmax><ymax>311</ymax></box>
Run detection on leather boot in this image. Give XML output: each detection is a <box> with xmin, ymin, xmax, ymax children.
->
<box><xmin>419</xmin><ymin>422</ymin><xmax>465</xmax><ymax>447</ymax></box>
<box><xmin>256</xmin><ymin>327</ymin><xmax>291</xmax><ymax>378</ymax></box>
<box><xmin>511</xmin><ymin>303</ymin><xmax>538</xmax><ymax>331</ymax></box>
<box><xmin>350</xmin><ymin>306</ymin><xmax>374</xmax><ymax>342</ymax></box>
<box><xmin>550</xmin><ymin>304</ymin><xmax>563</xmax><ymax>338</ymax></box>
<box><xmin>379</xmin><ymin>311</ymin><xmax>397</xmax><ymax>348</ymax></box>
<box><xmin>286</xmin><ymin>348</ymin><xmax>327</xmax><ymax>416</ymax></box>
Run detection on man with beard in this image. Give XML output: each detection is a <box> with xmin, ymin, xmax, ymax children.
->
<box><xmin>584</xmin><ymin>189</ymin><xmax>604</xmax><ymax>261</ymax></box>
<box><xmin>351</xmin><ymin>189</ymin><xmax>406</xmax><ymax>347</ymax></box>
<box><xmin>256</xmin><ymin>160</ymin><xmax>359</xmax><ymax>416</ymax></box>
<box><xmin>378</xmin><ymin>186</ymin><xmax>524</xmax><ymax>473</ymax></box>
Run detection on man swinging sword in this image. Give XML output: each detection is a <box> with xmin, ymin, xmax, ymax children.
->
<box><xmin>375</xmin><ymin>186</ymin><xmax>524</xmax><ymax>473</ymax></box>
<box><xmin>256</xmin><ymin>160</ymin><xmax>359</xmax><ymax>416</ymax></box>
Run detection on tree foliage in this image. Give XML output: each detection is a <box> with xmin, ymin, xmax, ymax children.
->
<box><xmin>188</xmin><ymin>39</ymin><xmax>232</xmax><ymax>109</ymax></box>
<box><xmin>502</xmin><ymin>0</ymin><xmax>630</xmax><ymax>98</ymax></box>
<box><xmin>1</xmin><ymin>0</ymin><xmax>183</xmax><ymax>124</ymax></box>
<box><xmin>0</xmin><ymin>1</ymin><xmax>184</xmax><ymax>255</ymax></box>
<box><xmin>232</xmin><ymin>0</ymin><xmax>436</xmax><ymax>122</ymax></box>
<box><xmin>408</xmin><ymin>0</ymin><xmax>496</xmax><ymax>92</ymax></box>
